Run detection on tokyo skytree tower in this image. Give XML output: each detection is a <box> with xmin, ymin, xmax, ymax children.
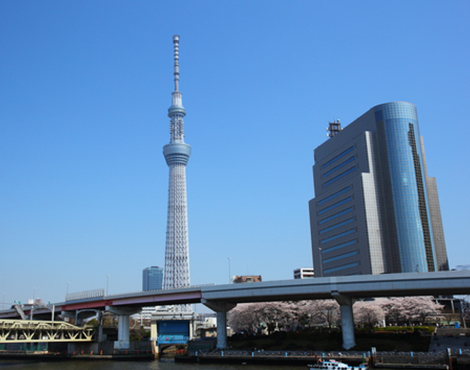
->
<box><xmin>162</xmin><ymin>35</ymin><xmax>191</xmax><ymax>297</ymax></box>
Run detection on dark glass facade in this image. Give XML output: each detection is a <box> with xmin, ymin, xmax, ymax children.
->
<box><xmin>374</xmin><ymin>102</ymin><xmax>436</xmax><ymax>273</ymax></box>
<box><xmin>142</xmin><ymin>266</ymin><xmax>163</xmax><ymax>291</ymax></box>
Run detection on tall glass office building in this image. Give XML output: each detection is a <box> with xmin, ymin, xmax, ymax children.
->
<box><xmin>309</xmin><ymin>102</ymin><xmax>449</xmax><ymax>277</ymax></box>
<box><xmin>142</xmin><ymin>266</ymin><xmax>163</xmax><ymax>291</ymax></box>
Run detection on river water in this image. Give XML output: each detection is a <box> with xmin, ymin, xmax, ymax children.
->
<box><xmin>0</xmin><ymin>359</ymin><xmax>299</xmax><ymax>370</ymax></box>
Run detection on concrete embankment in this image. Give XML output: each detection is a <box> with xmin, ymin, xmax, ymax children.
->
<box><xmin>176</xmin><ymin>351</ymin><xmax>470</xmax><ymax>369</ymax></box>
<box><xmin>177</xmin><ymin>353</ymin><xmax>365</xmax><ymax>367</ymax></box>
<box><xmin>373</xmin><ymin>363</ymin><xmax>449</xmax><ymax>369</ymax></box>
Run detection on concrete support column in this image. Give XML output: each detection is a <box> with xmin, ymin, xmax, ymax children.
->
<box><xmin>75</xmin><ymin>312</ymin><xmax>84</xmax><ymax>327</ymax></box>
<box><xmin>339</xmin><ymin>302</ymin><xmax>355</xmax><ymax>349</ymax></box>
<box><xmin>332</xmin><ymin>292</ymin><xmax>356</xmax><ymax>350</ymax></box>
<box><xmin>96</xmin><ymin>311</ymin><xmax>105</xmax><ymax>342</ymax></box>
<box><xmin>97</xmin><ymin>323</ymin><xmax>104</xmax><ymax>342</ymax></box>
<box><xmin>216</xmin><ymin>310</ymin><xmax>227</xmax><ymax>349</ymax></box>
<box><xmin>106</xmin><ymin>306</ymin><xmax>140</xmax><ymax>350</ymax></box>
<box><xmin>117</xmin><ymin>314</ymin><xmax>130</xmax><ymax>349</ymax></box>
<box><xmin>150</xmin><ymin>318</ymin><xmax>158</xmax><ymax>355</ymax></box>
<box><xmin>202</xmin><ymin>299</ymin><xmax>236</xmax><ymax>350</ymax></box>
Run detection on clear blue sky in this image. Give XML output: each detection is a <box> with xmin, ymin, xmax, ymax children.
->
<box><xmin>1</xmin><ymin>0</ymin><xmax>469</xmax><ymax>306</ymax></box>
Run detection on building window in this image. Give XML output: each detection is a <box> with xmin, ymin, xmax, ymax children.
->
<box><xmin>319</xmin><ymin>218</ymin><xmax>354</xmax><ymax>234</ymax></box>
<box><xmin>324</xmin><ymin>262</ymin><xmax>359</xmax><ymax>274</ymax></box>
<box><xmin>320</xmin><ymin>229</ymin><xmax>355</xmax><ymax>244</ymax></box>
<box><xmin>318</xmin><ymin>197</ymin><xmax>352</xmax><ymax>215</ymax></box>
<box><xmin>319</xmin><ymin>207</ymin><xmax>353</xmax><ymax>225</ymax></box>
<box><xmin>323</xmin><ymin>250</ymin><xmax>358</xmax><ymax>264</ymax></box>
<box><xmin>322</xmin><ymin>146</ymin><xmax>355</xmax><ymax>169</ymax></box>
<box><xmin>318</xmin><ymin>186</ymin><xmax>352</xmax><ymax>205</ymax></box>
<box><xmin>323</xmin><ymin>166</ymin><xmax>357</xmax><ymax>187</ymax></box>
<box><xmin>322</xmin><ymin>156</ymin><xmax>356</xmax><ymax>178</ymax></box>
<box><xmin>322</xmin><ymin>239</ymin><xmax>357</xmax><ymax>253</ymax></box>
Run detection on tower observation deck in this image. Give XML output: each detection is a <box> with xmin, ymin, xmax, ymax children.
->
<box><xmin>162</xmin><ymin>35</ymin><xmax>191</xmax><ymax>307</ymax></box>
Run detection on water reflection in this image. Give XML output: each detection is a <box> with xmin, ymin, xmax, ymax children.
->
<box><xmin>0</xmin><ymin>359</ymin><xmax>298</xmax><ymax>370</ymax></box>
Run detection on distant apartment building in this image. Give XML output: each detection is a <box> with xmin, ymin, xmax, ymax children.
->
<box><xmin>232</xmin><ymin>275</ymin><xmax>262</xmax><ymax>283</ymax></box>
<box><xmin>309</xmin><ymin>102</ymin><xmax>448</xmax><ymax>277</ymax></box>
<box><xmin>142</xmin><ymin>266</ymin><xmax>163</xmax><ymax>291</ymax></box>
<box><xmin>294</xmin><ymin>268</ymin><xmax>315</xmax><ymax>279</ymax></box>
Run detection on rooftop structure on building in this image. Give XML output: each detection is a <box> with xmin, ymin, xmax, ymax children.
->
<box><xmin>309</xmin><ymin>102</ymin><xmax>449</xmax><ymax>277</ymax></box>
<box><xmin>327</xmin><ymin>119</ymin><xmax>343</xmax><ymax>138</ymax></box>
<box><xmin>232</xmin><ymin>275</ymin><xmax>262</xmax><ymax>283</ymax></box>
<box><xmin>294</xmin><ymin>268</ymin><xmax>315</xmax><ymax>279</ymax></box>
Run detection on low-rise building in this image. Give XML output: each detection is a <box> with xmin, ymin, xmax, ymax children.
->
<box><xmin>232</xmin><ymin>275</ymin><xmax>262</xmax><ymax>283</ymax></box>
<box><xmin>294</xmin><ymin>267</ymin><xmax>315</xmax><ymax>279</ymax></box>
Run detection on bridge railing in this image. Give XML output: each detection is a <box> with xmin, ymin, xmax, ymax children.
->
<box><xmin>64</xmin><ymin>284</ymin><xmax>216</xmax><ymax>302</ymax></box>
<box><xmin>66</xmin><ymin>289</ymin><xmax>104</xmax><ymax>302</ymax></box>
<box><xmin>104</xmin><ymin>284</ymin><xmax>215</xmax><ymax>299</ymax></box>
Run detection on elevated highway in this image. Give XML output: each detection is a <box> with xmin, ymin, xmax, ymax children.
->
<box><xmin>2</xmin><ymin>270</ymin><xmax>470</xmax><ymax>349</ymax></box>
<box><xmin>201</xmin><ymin>270</ymin><xmax>470</xmax><ymax>303</ymax></box>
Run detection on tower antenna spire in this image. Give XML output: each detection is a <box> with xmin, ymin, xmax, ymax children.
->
<box><xmin>163</xmin><ymin>35</ymin><xmax>191</xmax><ymax>311</ymax></box>
<box><xmin>173</xmin><ymin>35</ymin><xmax>180</xmax><ymax>92</ymax></box>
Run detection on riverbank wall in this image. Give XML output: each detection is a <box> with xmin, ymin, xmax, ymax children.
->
<box><xmin>177</xmin><ymin>351</ymin><xmax>366</xmax><ymax>367</ymax></box>
<box><xmin>176</xmin><ymin>350</ymin><xmax>470</xmax><ymax>369</ymax></box>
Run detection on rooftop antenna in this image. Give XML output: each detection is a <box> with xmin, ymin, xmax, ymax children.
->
<box><xmin>173</xmin><ymin>35</ymin><xmax>180</xmax><ymax>92</ymax></box>
<box><xmin>326</xmin><ymin>119</ymin><xmax>342</xmax><ymax>138</ymax></box>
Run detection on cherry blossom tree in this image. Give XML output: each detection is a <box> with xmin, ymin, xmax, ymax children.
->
<box><xmin>297</xmin><ymin>300</ymin><xmax>322</xmax><ymax>330</ymax></box>
<box><xmin>228</xmin><ymin>302</ymin><xmax>295</xmax><ymax>334</ymax></box>
<box><xmin>255</xmin><ymin>302</ymin><xmax>289</xmax><ymax>334</ymax></box>
<box><xmin>227</xmin><ymin>297</ymin><xmax>443</xmax><ymax>334</ymax></box>
<box><xmin>228</xmin><ymin>303</ymin><xmax>262</xmax><ymax>334</ymax></box>
<box><xmin>316</xmin><ymin>300</ymin><xmax>340</xmax><ymax>330</ymax></box>
<box><xmin>403</xmin><ymin>296</ymin><xmax>444</xmax><ymax>325</ymax></box>
<box><xmin>379</xmin><ymin>296</ymin><xmax>444</xmax><ymax>326</ymax></box>
<box><xmin>380</xmin><ymin>297</ymin><xmax>407</xmax><ymax>325</ymax></box>
<box><xmin>353</xmin><ymin>300</ymin><xmax>384</xmax><ymax>329</ymax></box>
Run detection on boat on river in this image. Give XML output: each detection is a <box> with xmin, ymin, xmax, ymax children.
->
<box><xmin>308</xmin><ymin>359</ymin><xmax>367</xmax><ymax>370</ymax></box>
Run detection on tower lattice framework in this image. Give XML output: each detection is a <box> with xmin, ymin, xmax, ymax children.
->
<box><xmin>162</xmin><ymin>35</ymin><xmax>191</xmax><ymax>308</ymax></box>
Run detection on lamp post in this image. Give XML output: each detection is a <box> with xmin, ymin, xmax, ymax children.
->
<box><xmin>227</xmin><ymin>257</ymin><xmax>232</xmax><ymax>284</ymax></box>
<box><xmin>318</xmin><ymin>248</ymin><xmax>323</xmax><ymax>277</ymax></box>
<box><xmin>66</xmin><ymin>282</ymin><xmax>70</xmax><ymax>298</ymax></box>
<box><xmin>2</xmin><ymin>293</ymin><xmax>5</xmax><ymax>310</ymax></box>
<box><xmin>31</xmin><ymin>287</ymin><xmax>36</xmax><ymax>321</ymax></box>
<box><xmin>106</xmin><ymin>275</ymin><xmax>110</xmax><ymax>296</ymax></box>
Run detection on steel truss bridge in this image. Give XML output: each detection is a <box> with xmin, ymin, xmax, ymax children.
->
<box><xmin>0</xmin><ymin>319</ymin><xmax>94</xmax><ymax>343</ymax></box>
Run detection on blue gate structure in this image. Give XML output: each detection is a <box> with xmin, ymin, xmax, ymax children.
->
<box><xmin>157</xmin><ymin>320</ymin><xmax>190</xmax><ymax>345</ymax></box>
